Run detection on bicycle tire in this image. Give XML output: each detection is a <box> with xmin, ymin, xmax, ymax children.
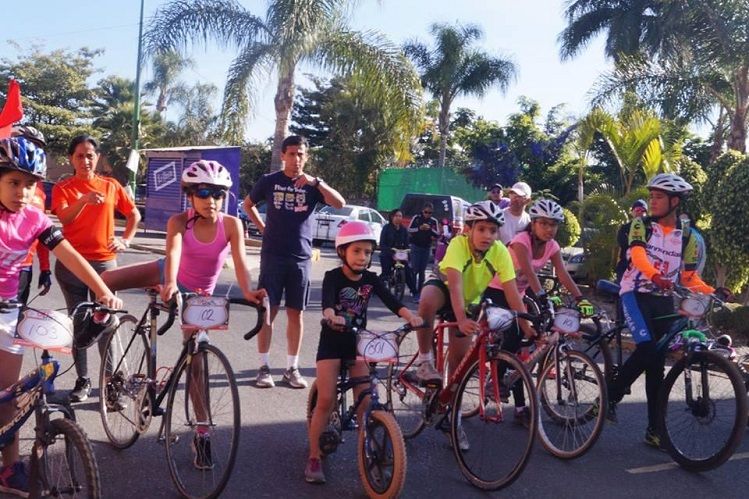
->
<box><xmin>385</xmin><ymin>334</ymin><xmax>426</xmax><ymax>439</ymax></box>
<box><xmin>577</xmin><ymin>322</ymin><xmax>615</xmax><ymax>382</ymax></box>
<box><xmin>393</xmin><ymin>268</ymin><xmax>406</xmax><ymax>302</ymax></box>
<box><xmin>164</xmin><ymin>343</ymin><xmax>240</xmax><ymax>499</ymax></box>
<box><xmin>29</xmin><ymin>418</ymin><xmax>101</xmax><ymax>498</ymax></box>
<box><xmin>357</xmin><ymin>410</ymin><xmax>407</xmax><ymax>499</ymax></box>
<box><xmin>451</xmin><ymin>351</ymin><xmax>537</xmax><ymax>491</ymax></box>
<box><xmin>658</xmin><ymin>349</ymin><xmax>748</xmax><ymax>472</ymax></box>
<box><xmin>98</xmin><ymin>315</ymin><xmax>152</xmax><ymax>449</ymax></box>
<box><xmin>536</xmin><ymin>349</ymin><xmax>607</xmax><ymax>459</ymax></box>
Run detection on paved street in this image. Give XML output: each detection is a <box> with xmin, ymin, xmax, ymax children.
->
<box><xmin>8</xmin><ymin>234</ymin><xmax>749</xmax><ymax>499</ymax></box>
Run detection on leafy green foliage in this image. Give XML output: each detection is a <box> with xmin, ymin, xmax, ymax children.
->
<box><xmin>710</xmin><ymin>304</ymin><xmax>749</xmax><ymax>344</ymax></box>
<box><xmin>557</xmin><ymin>208</ymin><xmax>581</xmax><ymax>248</ymax></box>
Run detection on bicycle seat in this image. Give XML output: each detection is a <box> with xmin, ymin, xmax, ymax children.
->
<box><xmin>596</xmin><ymin>279</ymin><xmax>620</xmax><ymax>297</ymax></box>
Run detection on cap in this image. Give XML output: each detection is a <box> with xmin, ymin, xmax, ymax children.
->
<box><xmin>490</xmin><ymin>183</ymin><xmax>503</xmax><ymax>191</ymax></box>
<box><xmin>631</xmin><ymin>199</ymin><xmax>648</xmax><ymax>210</ymax></box>
<box><xmin>509</xmin><ymin>181</ymin><xmax>532</xmax><ymax>198</ymax></box>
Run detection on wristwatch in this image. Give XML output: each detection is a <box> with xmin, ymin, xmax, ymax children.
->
<box><xmin>313</xmin><ymin>177</ymin><xmax>323</xmax><ymax>188</ymax></box>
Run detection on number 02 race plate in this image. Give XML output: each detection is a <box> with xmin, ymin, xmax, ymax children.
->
<box><xmin>182</xmin><ymin>296</ymin><xmax>230</xmax><ymax>330</ymax></box>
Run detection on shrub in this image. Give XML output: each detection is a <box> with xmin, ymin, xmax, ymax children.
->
<box><xmin>710</xmin><ymin>304</ymin><xmax>749</xmax><ymax>345</ymax></box>
<box><xmin>557</xmin><ymin>208</ymin><xmax>581</xmax><ymax>247</ymax></box>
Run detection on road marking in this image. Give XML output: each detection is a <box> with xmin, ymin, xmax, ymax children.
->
<box><xmin>626</xmin><ymin>452</ymin><xmax>749</xmax><ymax>474</ymax></box>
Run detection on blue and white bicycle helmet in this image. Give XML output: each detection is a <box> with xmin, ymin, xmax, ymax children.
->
<box><xmin>464</xmin><ymin>200</ymin><xmax>505</xmax><ymax>226</ymax></box>
<box><xmin>0</xmin><ymin>136</ymin><xmax>47</xmax><ymax>179</ymax></box>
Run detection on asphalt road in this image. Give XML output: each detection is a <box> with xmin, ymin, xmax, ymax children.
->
<box><xmin>9</xmin><ymin>244</ymin><xmax>749</xmax><ymax>499</ymax></box>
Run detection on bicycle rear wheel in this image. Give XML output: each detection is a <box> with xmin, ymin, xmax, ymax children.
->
<box><xmin>29</xmin><ymin>418</ymin><xmax>101</xmax><ymax>498</ymax></box>
<box><xmin>451</xmin><ymin>352</ymin><xmax>536</xmax><ymax>491</ymax></box>
<box><xmin>385</xmin><ymin>333</ymin><xmax>426</xmax><ymax>438</ymax></box>
<box><xmin>536</xmin><ymin>349</ymin><xmax>606</xmax><ymax>459</ymax></box>
<box><xmin>357</xmin><ymin>410</ymin><xmax>407</xmax><ymax>499</ymax></box>
<box><xmin>658</xmin><ymin>350</ymin><xmax>748</xmax><ymax>472</ymax></box>
<box><xmin>98</xmin><ymin>315</ymin><xmax>152</xmax><ymax>449</ymax></box>
<box><xmin>164</xmin><ymin>343</ymin><xmax>240</xmax><ymax>499</ymax></box>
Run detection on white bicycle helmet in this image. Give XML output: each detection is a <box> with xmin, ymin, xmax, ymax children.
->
<box><xmin>646</xmin><ymin>173</ymin><xmax>692</xmax><ymax>195</ymax></box>
<box><xmin>529</xmin><ymin>199</ymin><xmax>564</xmax><ymax>222</ymax></box>
<box><xmin>181</xmin><ymin>160</ymin><xmax>233</xmax><ymax>188</ymax></box>
<box><xmin>464</xmin><ymin>200</ymin><xmax>505</xmax><ymax>226</ymax></box>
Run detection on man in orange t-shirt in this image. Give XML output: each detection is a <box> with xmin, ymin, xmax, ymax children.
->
<box><xmin>17</xmin><ymin>185</ymin><xmax>52</xmax><ymax>303</ymax></box>
<box><xmin>52</xmin><ymin>135</ymin><xmax>140</xmax><ymax>402</ymax></box>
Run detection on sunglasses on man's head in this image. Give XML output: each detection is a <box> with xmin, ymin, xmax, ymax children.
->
<box><xmin>193</xmin><ymin>187</ymin><xmax>227</xmax><ymax>199</ymax></box>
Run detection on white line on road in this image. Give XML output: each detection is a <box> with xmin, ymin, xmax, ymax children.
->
<box><xmin>626</xmin><ymin>452</ymin><xmax>749</xmax><ymax>474</ymax></box>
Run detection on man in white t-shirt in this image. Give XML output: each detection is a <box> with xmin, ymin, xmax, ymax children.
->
<box><xmin>499</xmin><ymin>181</ymin><xmax>532</xmax><ymax>244</ymax></box>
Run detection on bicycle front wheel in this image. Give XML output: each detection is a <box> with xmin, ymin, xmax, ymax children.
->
<box><xmin>537</xmin><ymin>349</ymin><xmax>607</xmax><ymax>459</ymax></box>
<box><xmin>451</xmin><ymin>351</ymin><xmax>536</xmax><ymax>491</ymax></box>
<box><xmin>357</xmin><ymin>410</ymin><xmax>407</xmax><ymax>499</ymax></box>
<box><xmin>385</xmin><ymin>333</ymin><xmax>426</xmax><ymax>439</ymax></box>
<box><xmin>99</xmin><ymin>315</ymin><xmax>152</xmax><ymax>449</ymax></box>
<box><xmin>393</xmin><ymin>268</ymin><xmax>406</xmax><ymax>302</ymax></box>
<box><xmin>29</xmin><ymin>418</ymin><xmax>101</xmax><ymax>498</ymax></box>
<box><xmin>164</xmin><ymin>343</ymin><xmax>240</xmax><ymax>499</ymax></box>
<box><xmin>658</xmin><ymin>350</ymin><xmax>748</xmax><ymax>472</ymax></box>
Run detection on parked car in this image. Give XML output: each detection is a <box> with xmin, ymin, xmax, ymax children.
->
<box><xmin>239</xmin><ymin>201</ymin><xmax>266</xmax><ymax>237</ymax></box>
<box><xmin>310</xmin><ymin>204</ymin><xmax>386</xmax><ymax>246</ymax></box>
<box><xmin>562</xmin><ymin>246</ymin><xmax>587</xmax><ymax>281</ymax></box>
<box><xmin>399</xmin><ymin>193</ymin><xmax>468</xmax><ymax>235</ymax></box>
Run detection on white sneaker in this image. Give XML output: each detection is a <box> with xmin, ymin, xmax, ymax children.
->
<box><xmin>255</xmin><ymin>365</ymin><xmax>275</xmax><ymax>388</ymax></box>
<box><xmin>415</xmin><ymin>361</ymin><xmax>442</xmax><ymax>386</ymax></box>
<box><xmin>283</xmin><ymin>367</ymin><xmax>308</xmax><ymax>389</ymax></box>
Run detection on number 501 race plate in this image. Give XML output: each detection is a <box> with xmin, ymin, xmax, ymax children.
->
<box><xmin>182</xmin><ymin>296</ymin><xmax>230</xmax><ymax>330</ymax></box>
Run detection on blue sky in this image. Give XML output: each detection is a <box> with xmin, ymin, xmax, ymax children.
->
<box><xmin>5</xmin><ymin>1</ymin><xmax>611</xmax><ymax>141</ymax></box>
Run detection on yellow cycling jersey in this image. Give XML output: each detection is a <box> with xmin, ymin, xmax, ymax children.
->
<box><xmin>439</xmin><ymin>234</ymin><xmax>516</xmax><ymax>306</ymax></box>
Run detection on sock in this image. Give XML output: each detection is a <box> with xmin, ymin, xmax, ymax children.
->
<box><xmin>287</xmin><ymin>355</ymin><xmax>299</xmax><ymax>370</ymax></box>
<box><xmin>417</xmin><ymin>352</ymin><xmax>433</xmax><ymax>365</ymax></box>
<box><xmin>259</xmin><ymin>352</ymin><xmax>270</xmax><ymax>367</ymax></box>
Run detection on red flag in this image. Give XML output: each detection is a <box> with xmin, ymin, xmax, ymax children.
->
<box><xmin>0</xmin><ymin>79</ymin><xmax>23</xmax><ymax>138</ymax></box>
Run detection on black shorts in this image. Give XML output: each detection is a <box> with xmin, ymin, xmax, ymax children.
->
<box><xmin>423</xmin><ymin>278</ymin><xmax>457</xmax><ymax>321</ymax></box>
<box><xmin>316</xmin><ymin>330</ymin><xmax>357</xmax><ymax>362</ymax></box>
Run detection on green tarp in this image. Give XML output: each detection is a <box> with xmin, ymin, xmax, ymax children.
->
<box><xmin>376</xmin><ymin>167</ymin><xmax>487</xmax><ymax>211</ymax></box>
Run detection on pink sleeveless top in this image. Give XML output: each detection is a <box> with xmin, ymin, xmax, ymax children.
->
<box><xmin>177</xmin><ymin>210</ymin><xmax>231</xmax><ymax>294</ymax></box>
<box><xmin>488</xmin><ymin>231</ymin><xmax>560</xmax><ymax>295</ymax></box>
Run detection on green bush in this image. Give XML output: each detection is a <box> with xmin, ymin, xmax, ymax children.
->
<box><xmin>579</xmin><ymin>194</ymin><xmax>627</xmax><ymax>283</ymax></box>
<box><xmin>557</xmin><ymin>208</ymin><xmax>581</xmax><ymax>248</ymax></box>
<box><xmin>710</xmin><ymin>303</ymin><xmax>749</xmax><ymax>345</ymax></box>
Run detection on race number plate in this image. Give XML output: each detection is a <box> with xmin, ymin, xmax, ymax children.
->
<box><xmin>357</xmin><ymin>330</ymin><xmax>398</xmax><ymax>363</ymax></box>
<box><xmin>679</xmin><ymin>295</ymin><xmax>710</xmax><ymax>318</ymax></box>
<box><xmin>15</xmin><ymin>309</ymin><xmax>74</xmax><ymax>350</ymax></box>
<box><xmin>394</xmin><ymin>250</ymin><xmax>409</xmax><ymax>261</ymax></box>
<box><xmin>553</xmin><ymin>307</ymin><xmax>581</xmax><ymax>334</ymax></box>
<box><xmin>182</xmin><ymin>296</ymin><xmax>230</xmax><ymax>330</ymax></box>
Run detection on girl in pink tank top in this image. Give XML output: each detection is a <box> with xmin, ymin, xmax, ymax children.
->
<box><xmin>101</xmin><ymin>161</ymin><xmax>265</xmax><ymax>306</ymax></box>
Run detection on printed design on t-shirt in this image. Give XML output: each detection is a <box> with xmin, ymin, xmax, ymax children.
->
<box><xmin>272</xmin><ymin>183</ymin><xmax>310</xmax><ymax>213</ymax></box>
<box><xmin>335</xmin><ymin>284</ymin><xmax>374</xmax><ymax>328</ymax></box>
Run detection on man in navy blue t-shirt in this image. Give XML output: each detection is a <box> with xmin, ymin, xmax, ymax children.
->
<box><xmin>243</xmin><ymin>135</ymin><xmax>345</xmax><ymax>389</ymax></box>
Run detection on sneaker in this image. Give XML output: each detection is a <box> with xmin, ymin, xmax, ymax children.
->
<box><xmin>644</xmin><ymin>427</ymin><xmax>662</xmax><ymax>449</ymax></box>
<box><xmin>0</xmin><ymin>461</ymin><xmax>29</xmax><ymax>498</ymax></box>
<box><xmin>454</xmin><ymin>424</ymin><xmax>470</xmax><ymax>452</ymax></box>
<box><xmin>606</xmin><ymin>401</ymin><xmax>618</xmax><ymax>424</ymax></box>
<box><xmin>283</xmin><ymin>367</ymin><xmax>308</xmax><ymax>389</ymax></box>
<box><xmin>192</xmin><ymin>433</ymin><xmax>214</xmax><ymax>470</ymax></box>
<box><xmin>255</xmin><ymin>365</ymin><xmax>275</xmax><ymax>388</ymax></box>
<box><xmin>514</xmin><ymin>406</ymin><xmax>531</xmax><ymax>428</ymax></box>
<box><xmin>304</xmin><ymin>457</ymin><xmax>326</xmax><ymax>484</ymax></box>
<box><xmin>70</xmin><ymin>377</ymin><xmax>91</xmax><ymax>403</ymax></box>
<box><xmin>415</xmin><ymin>361</ymin><xmax>442</xmax><ymax>386</ymax></box>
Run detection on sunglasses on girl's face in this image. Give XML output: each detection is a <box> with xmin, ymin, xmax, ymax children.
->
<box><xmin>193</xmin><ymin>187</ymin><xmax>227</xmax><ymax>199</ymax></box>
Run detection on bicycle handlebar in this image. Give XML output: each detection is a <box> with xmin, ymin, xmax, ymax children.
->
<box><xmin>232</xmin><ymin>296</ymin><xmax>269</xmax><ymax>341</ymax></box>
<box><xmin>319</xmin><ymin>317</ymin><xmax>415</xmax><ymax>336</ymax></box>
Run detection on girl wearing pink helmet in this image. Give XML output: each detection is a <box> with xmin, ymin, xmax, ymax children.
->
<box><xmin>304</xmin><ymin>220</ymin><xmax>422</xmax><ymax>484</ymax></box>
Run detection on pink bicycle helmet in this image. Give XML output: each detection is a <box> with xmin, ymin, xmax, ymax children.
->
<box><xmin>335</xmin><ymin>221</ymin><xmax>377</xmax><ymax>248</ymax></box>
<box><xmin>181</xmin><ymin>160</ymin><xmax>232</xmax><ymax>188</ymax></box>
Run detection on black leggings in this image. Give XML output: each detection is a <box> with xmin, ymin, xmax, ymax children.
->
<box><xmin>483</xmin><ymin>287</ymin><xmax>525</xmax><ymax>407</ymax></box>
<box><xmin>608</xmin><ymin>293</ymin><xmax>675</xmax><ymax>429</ymax></box>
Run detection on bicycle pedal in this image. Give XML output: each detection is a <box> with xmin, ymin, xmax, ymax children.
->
<box><xmin>419</xmin><ymin>379</ymin><xmax>443</xmax><ymax>389</ymax></box>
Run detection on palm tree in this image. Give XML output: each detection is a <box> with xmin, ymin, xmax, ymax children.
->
<box><xmin>404</xmin><ymin>23</ymin><xmax>516</xmax><ymax>168</ymax></box>
<box><xmin>558</xmin><ymin>0</ymin><xmax>662</xmax><ymax>62</ymax></box>
<box><xmin>145</xmin><ymin>0</ymin><xmax>421</xmax><ymax>170</ymax></box>
<box><xmin>580</xmin><ymin>105</ymin><xmax>676</xmax><ymax>195</ymax></box>
<box><xmin>143</xmin><ymin>51</ymin><xmax>194</xmax><ymax>114</ymax></box>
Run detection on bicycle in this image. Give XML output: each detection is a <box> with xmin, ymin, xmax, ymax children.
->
<box><xmin>386</xmin><ymin>299</ymin><xmax>539</xmax><ymax>491</ymax></box>
<box><xmin>0</xmin><ymin>300</ymin><xmax>114</xmax><ymax>498</ymax></box>
<box><xmin>306</xmin><ymin>320</ymin><xmax>412</xmax><ymax>498</ymax></box>
<box><xmin>384</xmin><ymin>248</ymin><xmax>410</xmax><ymax>302</ymax></box>
<box><xmin>97</xmin><ymin>289</ymin><xmax>267</xmax><ymax>499</ymax></box>
<box><xmin>506</xmin><ymin>300</ymin><xmax>608</xmax><ymax>459</ymax></box>
<box><xmin>582</xmin><ymin>281</ymin><xmax>748</xmax><ymax>471</ymax></box>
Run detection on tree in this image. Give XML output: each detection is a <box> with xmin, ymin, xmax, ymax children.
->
<box><xmin>145</xmin><ymin>0</ymin><xmax>422</xmax><ymax>170</ymax></box>
<box><xmin>0</xmin><ymin>45</ymin><xmax>101</xmax><ymax>158</ymax></box>
<box><xmin>143</xmin><ymin>50</ymin><xmax>194</xmax><ymax>114</ymax></box>
<box><xmin>404</xmin><ymin>23</ymin><xmax>516</xmax><ymax>168</ymax></box>
<box><xmin>290</xmin><ymin>75</ymin><xmax>419</xmax><ymax>201</ymax></box>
